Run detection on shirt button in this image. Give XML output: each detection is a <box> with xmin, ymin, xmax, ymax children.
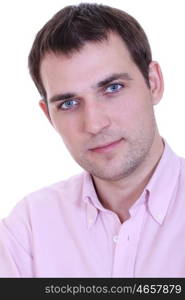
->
<box><xmin>113</xmin><ymin>235</ymin><xmax>118</xmax><ymax>243</ymax></box>
<box><xmin>88</xmin><ymin>218</ymin><xmax>94</xmax><ymax>224</ymax></box>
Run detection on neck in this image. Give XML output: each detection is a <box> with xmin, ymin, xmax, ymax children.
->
<box><xmin>92</xmin><ymin>135</ymin><xmax>164</xmax><ymax>223</ymax></box>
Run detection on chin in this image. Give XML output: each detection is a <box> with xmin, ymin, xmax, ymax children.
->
<box><xmin>89</xmin><ymin>166</ymin><xmax>127</xmax><ymax>181</ymax></box>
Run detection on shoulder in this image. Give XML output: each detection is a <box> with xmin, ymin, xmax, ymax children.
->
<box><xmin>25</xmin><ymin>171</ymin><xmax>86</xmax><ymax>207</ymax></box>
<box><xmin>0</xmin><ymin>172</ymin><xmax>87</xmax><ymax>261</ymax></box>
<box><xmin>180</xmin><ymin>155</ymin><xmax>185</xmax><ymax>168</ymax></box>
<box><xmin>179</xmin><ymin>155</ymin><xmax>185</xmax><ymax>181</ymax></box>
<box><xmin>4</xmin><ymin>172</ymin><xmax>86</xmax><ymax>221</ymax></box>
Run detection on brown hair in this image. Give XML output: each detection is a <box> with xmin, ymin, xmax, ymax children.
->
<box><xmin>28</xmin><ymin>3</ymin><xmax>152</xmax><ymax>100</ymax></box>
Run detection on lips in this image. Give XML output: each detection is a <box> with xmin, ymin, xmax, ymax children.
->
<box><xmin>89</xmin><ymin>138</ymin><xmax>123</xmax><ymax>153</ymax></box>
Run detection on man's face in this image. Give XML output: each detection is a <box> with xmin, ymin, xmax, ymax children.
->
<box><xmin>40</xmin><ymin>32</ymin><xmax>163</xmax><ymax>181</ymax></box>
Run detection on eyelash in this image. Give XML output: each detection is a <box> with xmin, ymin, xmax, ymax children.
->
<box><xmin>104</xmin><ymin>82</ymin><xmax>124</xmax><ymax>94</ymax></box>
<box><xmin>57</xmin><ymin>99</ymin><xmax>79</xmax><ymax>111</ymax></box>
<box><xmin>57</xmin><ymin>82</ymin><xmax>124</xmax><ymax>111</ymax></box>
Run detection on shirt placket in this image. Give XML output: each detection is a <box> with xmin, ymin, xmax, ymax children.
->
<box><xmin>111</xmin><ymin>200</ymin><xmax>147</xmax><ymax>277</ymax></box>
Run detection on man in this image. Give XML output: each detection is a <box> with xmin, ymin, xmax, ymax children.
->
<box><xmin>0</xmin><ymin>3</ymin><xmax>185</xmax><ymax>277</ymax></box>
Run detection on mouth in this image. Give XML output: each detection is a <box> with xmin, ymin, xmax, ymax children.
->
<box><xmin>89</xmin><ymin>138</ymin><xmax>123</xmax><ymax>153</ymax></box>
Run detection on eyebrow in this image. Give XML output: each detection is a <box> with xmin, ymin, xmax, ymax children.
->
<box><xmin>49</xmin><ymin>92</ymin><xmax>76</xmax><ymax>103</ymax></box>
<box><xmin>96</xmin><ymin>72</ymin><xmax>133</xmax><ymax>88</ymax></box>
<box><xmin>48</xmin><ymin>72</ymin><xmax>132</xmax><ymax>103</ymax></box>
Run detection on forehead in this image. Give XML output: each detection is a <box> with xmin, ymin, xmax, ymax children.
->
<box><xmin>40</xmin><ymin>32</ymin><xmax>138</xmax><ymax>97</ymax></box>
<box><xmin>41</xmin><ymin>32</ymin><xmax>132</xmax><ymax>69</ymax></box>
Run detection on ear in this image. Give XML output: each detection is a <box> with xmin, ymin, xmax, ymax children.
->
<box><xmin>39</xmin><ymin>99</ymin><xmax>52</xmax><ymax>124</ymax></box>
<box><xmin>148</xmin><ymin>61</ymin><xmax>164</xmax><ymax>105</ymax></box>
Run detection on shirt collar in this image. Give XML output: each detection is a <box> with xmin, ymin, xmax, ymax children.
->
<box><xmin>145</xmin><ymin>139</ymin><xmax>180</xmax><ymax>225</ymax></box>
<box><xmin>82</xmin><ymin>172</ymin><xmax>109</xmax><ymax>229</ymax></box>
<box><xmin>82</xmin><ymin>139</ymin><xmax>181</xmax><ymax>227</ymax></box>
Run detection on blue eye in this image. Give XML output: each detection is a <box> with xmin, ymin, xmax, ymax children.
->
<box><xmin>60</xmin><ymin>99</ymin><xmax>78</xmax><ymax>110</ymax></box>
<box><xmin>106</xmin><ymin>83</ymin><xmax>123</xmax><ymax>93</ymax></box>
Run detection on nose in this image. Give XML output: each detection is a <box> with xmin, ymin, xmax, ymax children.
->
<box><xmin>83</xmin><ymin>98</ymin><xmax>111</xmax><ymax>135</ymax></box>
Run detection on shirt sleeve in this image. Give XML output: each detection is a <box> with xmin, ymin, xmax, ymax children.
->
<box><xmin>0</xmin><ymin>199</ymin><xmax>34</xmax><ymax>277</ymax></box>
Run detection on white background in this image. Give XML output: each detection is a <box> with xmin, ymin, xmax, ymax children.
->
<box><xmin>0</xmin><ymin>0</ymin><xmax>184</xmax><ymax>218</ymax></box>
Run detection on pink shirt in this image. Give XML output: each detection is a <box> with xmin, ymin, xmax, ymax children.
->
<box><xmin>1</xmin><ymin>140</ymin><xmax>185</xmax><ymax>277</ymax></box>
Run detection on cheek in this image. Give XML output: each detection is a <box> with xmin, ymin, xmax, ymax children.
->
<box><xmin>112</xmin><ymin>95</ymin><xmax>154</xmax><ymax>132</ymax></box>
<box><xmin>110</xmin><ymin>96</ymin><xmax>139</xmax><ymax>124</ymax></box>
<box><xmin>49</xmin><ymin>108</ymin><xmax>85</xmax><ymax>154</ymax></box>
<box><xmin>56</xmin><ymin>125</ymin><xmax>75</xmax><ymax>144</ymax></box>
<box><xmin>53</xmin><ymin>119</ymin><xmax>80</xmax><ymax>151</ymax></box>
<box><xmin>49</xmin><ymin>110</ymin><xmax>70</xmax><ymax>133</ymax></box>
